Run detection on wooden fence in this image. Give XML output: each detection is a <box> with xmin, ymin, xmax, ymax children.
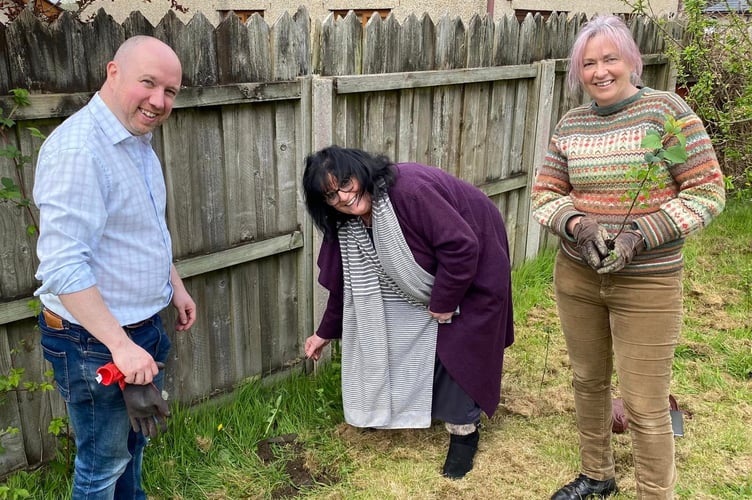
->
<box><xmin>0</xmin><ymin>7</ymin><xmax>680</xmax><ymax>476</ymax></box>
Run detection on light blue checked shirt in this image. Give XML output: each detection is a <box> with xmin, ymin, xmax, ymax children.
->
<box><xmin>34</xmin><ymin>93</ymin><xmax>174</xmax><ymax>326</ymax></box>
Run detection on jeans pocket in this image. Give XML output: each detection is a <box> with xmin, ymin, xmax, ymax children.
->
<box><xmin>40</xmin><ymin>340</ymin><xmax>71</xmax><ymax>402</ymax></box>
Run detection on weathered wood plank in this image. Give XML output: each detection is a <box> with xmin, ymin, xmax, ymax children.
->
<box><xmin>0</xmin><ymin>82</ymin><xmax>302</xmax><ymax>120</ymax></box>
<box><xmin>477</xmin><ymin>172</ymin><xmax>528</xmax><ymax>197</ymax></box>
<box><xmin>363</xmin><ymin>13</ymin><xmax>401</xmax><ymax>74</ymax></box>
<box><xmin>296</xmin><ymin>76</ymin><xmax>314</xmax><ymax>353</ymax></box>
<box><xmin>245</xmin><ymin>12</ymin><xmax>272</xmax><ymax>81</ymax></box>
<box><xmin>174</xmin><ymin>232</ymin><xmax>303</xmax><ymax>279</ymax></box>
<box><xmin>166</xmin><ymin>275</ymin><xmax>211</xmax><ymax>399</ymax></box>
<box><xmin>0</xmin><ymin>325</ymin><xmax>28</xmax><ymax>474</ymax></box>
<box><xmin>271</xmin><ymin>10</ymin><xmax>309</xmax><ymax>80</ymax></box>
<box><xmin>311</xmin><ymin>77</ymin><xmax>334</xmax><ymax>150</ymax></box>
<box><xmin>435</xmin><ymin>15</ymin><xmax>466</xmax><ymax>70</ymax></box>
<box><xmin>493</xmin><ymin>14</ymin><xmax>520</xmax><ymax>67</ymax></box>
<box><xmin>459</xmin><ymin>81</ymin><xmax>490</xmax><ymax>185</ymax></box>
<box><xmin>273</xmin><ymin>103</ymin><xmax>302</xmax><ymax>234</ymax></box>
<box><xmin>398</xmin><ymin>13</ymin><xmax>435</xmax><ymax>72</ymax></box>
<box><xmin>394</xmin><ymin>88</ymin><xmax>433</xmax><ymax>164</ymax></box>
<box><xmin>319</xmin><ymin>11</ymin><xmax>362</xmax><ymax>76</ymax></box>
<box><xmin>0</xmin><ymin>24</ymin><xmax>10</xmax><ymax>93</ymax></box>
<box><xmin>205</xmin><ymin>269</ymin><xmax>235</xmax><ymax>390</ymax></box>
<box><xmin>122</xmin><ymin>10</ymin><xmax>156</xmax><ymax>38</ymax></box>
<box><xmin>180</xmin><ymin>13</ymin><xmax>219</xmax><ymax>87</ymax></box>
<box><xmin>81</xmin><ymin>9</ymin><xmax>124</xmax><ymax>90</ymax></box>
<box><xmin>5</xmin><ymin>320</ymin><xmax>58</xmax><ymax>466</ymax></box>
<box><xmin>466</xmin><ymin>14</ymin><xmax>494</xmax><ymax>68</ymax></box>
<box><xmin>1</xmin><ymin>118</ymin><xmax>44</xmax><ymax>298</ymax></box>
<box><xmin>523</xmin><ymin>60</ymin><xmax>556</xmax><ymax>261</ymax></box>
<box><xmin>249</xmin><ymin>103</ymin><xmax>279</xmax><ymax>236</ymax></box>
<box><xmin>222</xmin><ymin>105</ymin><xmax>260</xmax><ymax>245</ymax></box>
<box><xmin>333</xmin><ymin>65</ymin><xmax>537</xmax><ymax>94</ymax></box>
<box><xmin>485</xmin><ymin>80</ymin><xmax>509</xmax><ymax>183</ymax></box>
<box><xmin>216</xmin><ymin>13</ymin><xmax>254</xmax><ymax>84</ymax></box>
<box><xmin>6</xmin><ymin>10</ymin><xmax>86</xmax><ymax>93</ymax></box>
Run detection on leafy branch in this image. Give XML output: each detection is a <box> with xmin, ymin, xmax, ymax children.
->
<box><xmin>613</xmin><ymin>115</ymin><xmax>688</xmax><ymax>243</ymax></box>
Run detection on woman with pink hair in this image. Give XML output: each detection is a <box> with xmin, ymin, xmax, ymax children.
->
<box><xmin>532</xmin><ymin>15</ymin><xmax>725</xmax><ymax>500</ymax></box>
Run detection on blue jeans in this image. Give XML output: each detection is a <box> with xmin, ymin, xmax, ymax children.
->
<box><xmin>554</xmin><ymin>254</ymin><xmax>682</xmax><ymax>499</ymax></box>
<box><xmin>40</xmin><ymin>310</ymin><xmax>170</xmax><ymax>500</ymax></box>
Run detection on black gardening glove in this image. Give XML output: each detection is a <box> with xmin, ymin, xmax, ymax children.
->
<box><xmin>572</xmin><ymin>216</ymin><xmax>610</xmax><ymax>270</ymax></box>
<box><xmin>122</xmin><ymin>382</ymin><xmax>170</xmax><ymax>438</ymax></box>
<box><xmin>598</xmin><ymin>229</ymin><xmax>646</xmax><ymax>274</ymax></box>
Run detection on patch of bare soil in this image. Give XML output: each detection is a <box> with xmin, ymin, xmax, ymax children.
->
<box><xmin>256</xmin><ymin>433</ymin><xmax>337</xmax><ymax>499</ymax></box>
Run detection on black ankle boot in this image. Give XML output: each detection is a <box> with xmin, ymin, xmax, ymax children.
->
<box><xmin>551</xmin><ymin>473</ymin><xmax>618</xmax><ymax>499</ymax></box>
<box><xmin>441</xmin><ymin>429</ymin><xmax>479</xmax><ymax>480</ymax></box>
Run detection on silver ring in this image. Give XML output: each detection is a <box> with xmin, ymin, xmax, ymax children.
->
<box><xmin>438</xmin><ymin>319</ymin><xmax>448</xmax><ymax>324</ymax></box>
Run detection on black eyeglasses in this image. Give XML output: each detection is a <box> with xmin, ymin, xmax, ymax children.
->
<box><xmin>323</xmin><ymin>177</ymin><xmax>356</xmax><ymax>205</ymax></box>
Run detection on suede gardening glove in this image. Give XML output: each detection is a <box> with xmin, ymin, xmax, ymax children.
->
<box><xmin>572</xmin><ymin>216</ymin><xmax>610</xmax><ymax>270</ymax></box>
<box><xmin>122</xmin><ymin>382</ymin><xmax>170</xmax><ymax>438</ymax></box>
<box><xmin>598</xmin><ymin>229</ymin><xmax>646</xmax><ymax>274</ymax></box>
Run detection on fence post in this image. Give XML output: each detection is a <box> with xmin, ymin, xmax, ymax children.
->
<box><xmin>307</xmin><ymin>76</ymin><xmax>335</xmax><ymax>369</ymax></box>
<box><xmin>524</xmin><ymin>60</ymin><xmax>556</xmax><ymax>261</ymax></box>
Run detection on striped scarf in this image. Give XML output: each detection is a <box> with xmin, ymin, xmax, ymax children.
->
<box><xmin>338</xmin><ymin>191</ymin><xmax>438</xmax><ymax>429</ymax></box>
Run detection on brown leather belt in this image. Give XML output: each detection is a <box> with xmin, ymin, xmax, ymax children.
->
<box><xmin>42</xmin><ymin>308</ymin><xmax>64</xmax><ymax>329</ymax></box>
<box><xmin>42</xmin><ymin>308</ymin><xmax>149</xmax><ymax>330</ymax></box>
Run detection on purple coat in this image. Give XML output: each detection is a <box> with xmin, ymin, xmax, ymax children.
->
<box><xmin>315</xmin><ymin>163</ymin><xmax>514</xmax><ymax>416</ymax></box>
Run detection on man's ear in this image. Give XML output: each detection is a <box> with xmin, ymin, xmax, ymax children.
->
<box><xmin>105</xmin><ymin>60</ymin><xmax>119</xmax><ymax>83</ymax></box>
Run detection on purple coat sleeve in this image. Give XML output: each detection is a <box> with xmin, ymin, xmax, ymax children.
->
<box><xmin>315</xmin><ymin>235</ymin><xmax>344</xmax><ymax>340</ymax></box>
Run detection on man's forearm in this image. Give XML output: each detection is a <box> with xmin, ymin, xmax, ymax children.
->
<box><xmin>58</xmin><ymin>286</ymin><xmax>131</xmax><ymax>352</ymax></box>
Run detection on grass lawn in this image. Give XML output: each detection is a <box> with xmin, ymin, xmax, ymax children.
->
<box><xmin>3</xmin><ymin>199</ymin><xmax>750</xmax><ymax>499</ymax></box>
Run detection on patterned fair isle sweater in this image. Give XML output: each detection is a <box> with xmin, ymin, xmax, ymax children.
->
<box><xmin>532</xmin><ymin>87</ymin><xmax>726</xmax><ymax>275</ymax></box>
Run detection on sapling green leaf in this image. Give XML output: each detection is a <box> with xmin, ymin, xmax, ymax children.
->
<box><xmin>664</xmin><ymin>144</ymin><xmax>688</xmax><ymax>165</ymax></box>
<box><xmin>644</xmin><ymin>152</ymin><xmax>662</xmax><ymax>164</ymax></box>
<box><xmin>642</xmin><ymin>130</ymin><xmax>663</xmax><ymax>149</ymax></box>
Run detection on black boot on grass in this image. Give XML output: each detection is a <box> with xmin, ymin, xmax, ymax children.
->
<box><xmin>441</xmin><ymin>428</ymin><xmax>479</xmax><ymax>479</ymax></box>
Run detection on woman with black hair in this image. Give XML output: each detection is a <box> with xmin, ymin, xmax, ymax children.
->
<box><xmin>302</xmin><ymin>145</ymin><xmax>515</xmax><ymax>479</ymax></box>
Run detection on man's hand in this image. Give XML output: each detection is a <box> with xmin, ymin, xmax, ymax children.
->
<box><xmin>572</xmin><ymin>216</ymin><xmax>610</xmax><ymax>270</ymax></box>
<box><xmin>112</xmin><ymin>342</ymin><xmax>159</xmax><ymax>385</ymax></box>
<box><xmin>170</xmin><ymin>264</ymin><xmax>196</xmax><ymax>331</ymax></box>
<box><xmin>122</xmin><ymin>382</ymin><xmax>170</xmax><ymax>438</ymax></box>
<box><xmin>598</xmin><ymin>230</ymin><xmax>646</xmax><ymax>274</ymax></box>
<box><xmin>171</xmin><ymin>288</ymin><xmax>196</xmax><ymax>332</ymax></box>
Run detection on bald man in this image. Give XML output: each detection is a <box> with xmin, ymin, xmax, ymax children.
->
<box><xmin>34</xmin><ymin>36</ymin><xmax>195</xmax><ymax>499</ymax></box>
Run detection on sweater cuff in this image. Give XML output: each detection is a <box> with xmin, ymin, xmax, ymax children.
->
<box><xmin>631</xmin><ymin>210</ymin><xmax>680</xmax><ymax>250</ymax></box>
<box><xmin>554</xmin><ymin>210</ymin><xmax>586</xmax><ymax>242</ymax></box>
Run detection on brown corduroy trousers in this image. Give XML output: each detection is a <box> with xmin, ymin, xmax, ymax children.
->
<box><xmin>554</xmin><ymin>253</ymin><xmax>683</xmax><ymax>499</ymax></box>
